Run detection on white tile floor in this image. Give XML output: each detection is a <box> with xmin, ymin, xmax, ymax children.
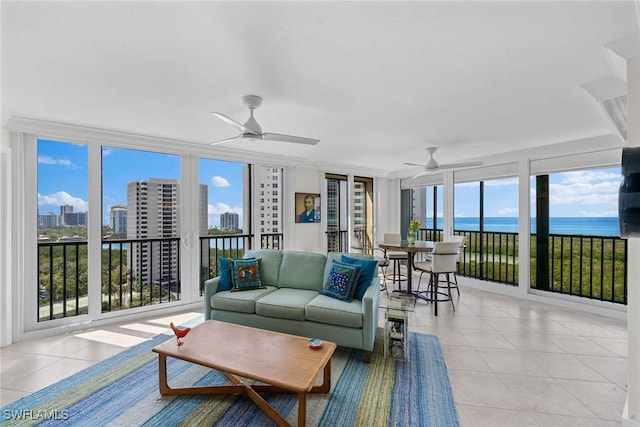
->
<box><xmin>0</xmin><ymin>278</ymin><xmax>628</xmax><ymax>426</ymax></box>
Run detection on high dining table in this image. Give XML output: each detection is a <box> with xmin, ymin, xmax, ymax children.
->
<box><xmin>378</xmin><ymin>240</ymin><xmax>434</xmax><ymax>300</ymax></box>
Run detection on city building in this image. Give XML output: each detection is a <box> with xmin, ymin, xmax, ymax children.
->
<box><xmin>37</xmin><ymin>211</ymin><xmax>59</xmax><ymax>229</ymax></box>
<box><xmin>127</xmin><ymin>178</ymin><xmax>180</xmax><ymax>287</ymax></box>
<box><xmin>109</xmin><ymin>205</ymin><xmax>127</xmax><ymax>234</ymax></box>
<box><xmin>199</xmin><ymin>184</ymin><xmax>208</xmax><ymax>236</ymax></box>
<box><xmin>220</xmin><ymin>212</ymin><xmax>239</xmax><ymax>231</ymax></box>
<box><xmin>258</xmin><ymin>167</ymin><xmax>281</xmax><ymax>235</ymax></box>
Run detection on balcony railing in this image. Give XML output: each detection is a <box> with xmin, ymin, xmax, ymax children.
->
<box><xmin>38</xmin><ymin>236</ymin><xmax>182</xmax><ymax>322</ymax></box>
<box><xmin>37</xmin><ymin>228</ymin><xmax>627</xmax><ymax>323</ymax></box>
<box><xmin>199</xmin><ymin>234</ymin><xmax>253</xmax><ymax>293</ymax></box>
<box><xmin>38</xmin><ymin>240</ymin><xmax>88</xmax><ymax>321</ymax></box>
<box><xmin>435</xmin><ymin>229</ymin><xmax>627</xmax><ymax>305</ymax></box>
<box><xmin>102</xmin><ymin>237</ymin><xmax>181</xmax><ymax>313</ymax></box>
<box><xmin>532</xmin><ymin>233</ymin><xmax>627</xmax><ymax>304</ymax></box>
<box><xmin>326</xmin><ymin>228</ymin><xmax>372</xmax><ymax>254</ymax></box>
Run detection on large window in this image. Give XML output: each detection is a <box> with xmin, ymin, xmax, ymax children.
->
<box><xmin>453</xmin><ymin>177</ymin><xmax>519</xmax><ymax>284</ymax></box>
<box><xmin>530</xmin><ymin>167</ymin><xmax>626</xmax><ymax>303</ymax></box>
<box><xmin>37</xmin><ymin>139</ymin><xmax>88</xmax><ymax>321</ymax></box>
<box><xmin>101</xmin><ymin>147</ymin><xmax>181</xmax><ymax>312</ymax></box>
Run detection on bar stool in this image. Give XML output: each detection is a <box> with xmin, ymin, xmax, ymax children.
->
<box><xmin>383</xmin><ymin>233</ymin><xmax>407</xmax><ymax>290</ymax></box>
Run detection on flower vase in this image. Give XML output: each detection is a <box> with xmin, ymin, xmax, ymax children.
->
<box><xmin>407</xmin><ymin>229</ymin><xmax>417</xmax><ymax>245</ymax></box>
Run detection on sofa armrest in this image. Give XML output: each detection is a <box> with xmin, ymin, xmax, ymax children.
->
<box><xmin>361</xmin><ymin>276</ymin><xmax>381</xmax><ymax>352</ymax></box>
<box><xmin>203</xmin><ymin>276</ymin><xmax>220</xmax><ymax>320</ymax></box>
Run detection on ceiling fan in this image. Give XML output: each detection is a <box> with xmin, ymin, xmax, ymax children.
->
<box><xmin>210</xmin><ymin>95</ymin><xmax>320</xmax><ymax>146</ymax></box>
<box><xmin>405</xmin><ymin>147</ymin><xmax>483</xmax><ymax>179</ymax></box>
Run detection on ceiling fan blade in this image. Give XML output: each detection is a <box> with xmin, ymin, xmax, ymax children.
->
<box><xmin>437</xmin><ymin>161</ymin><xmax>484</xmax><ymax>170</ymax></box>
<box><xmin>410</xmin><ymin>171</ymin><xmax>428</xmax><ymax>180</ymax></box>
<box><xmin>262</xmin><ymin>132</ymin><xmax>319</xmax><ymax>145</ymax></box>
<box><xmin>404</xmin><ymin>162</ymin><xmax>424</xmax><ymax>167</ymax></box>
<box><xmin>210</xmin><ymin>112</ymin><xmax>256</xmax><ymax>134</ymax></box>
<box><xmin>210</xmin><ymin>135</ymin><xmax>241</xmax><ymax>146</ymax></box>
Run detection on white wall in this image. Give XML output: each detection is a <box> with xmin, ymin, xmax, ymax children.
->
<box><xmin>289</xmin><ymin>167</ymin><xmax>325</xmax><ymax>253</ymax></box>
<box><xmin>375</xmin><ymin>177</ymin><xmax>401</xmax><ymax>239</ymax></box>
<box><xmin>0</xmin><ymin>128</ymin><xmax>12</xmax><ymax>346</ymax></box>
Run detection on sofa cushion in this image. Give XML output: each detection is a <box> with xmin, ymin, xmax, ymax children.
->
<box><xmin>305</xmin><ymin>294</ymin><xmax>363</xmax><ymax>328</ymax></box>
<box><xmin>211</xmin><ymin>286</ymin><xmax>278</xmax><ymax>313</ymax></box>
<box><xmin>340</xmin><ymin>255</ymin><xmax>378</xmax><ymax>300</ymax></box>
<box><xmin>230</xmin><ymin>258</ymin><xmax>265</xmax><ymax>291</ymax></box>
<box><xmin>320</xmin><ymin>260</ymin><xmax>361</xmax><ymax>301</ymax></box>
<box><xmin>277</xmin><ymin>251</ymin><xmax>327</xmax><ymax>290</ymax></box>
<box><xmin>323</xmin><ymin>252</ymin><xmax>373</xmax><ymax>283</ymax></box>
<box><xmin>218</xmin><ymin>257</ymin><xmax>254</xmax><ymax>291</ymax></box>
<box><xmin>244</xmin><ymin>249</ymin><xmax>283</xmax><ymax>286</ymax></box>
<box><xmin>255</xmin><ymin>288</ymin><xmax>318</xmax><ymax>321</ymax></box>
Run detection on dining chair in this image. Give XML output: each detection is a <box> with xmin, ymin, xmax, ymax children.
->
<box><xmin>351</xmin><ymin>236</ymin><xmax>390</xmax><ymax>293</ymax></box>
<box><xmin>383</xmin><ymin>233</ymin><xmax>407</xmax><ymax>288</ymax></box>
<box><xmin>413</xmin><ymin>241</ymin><xmax>459</xmax><ymax>312</ymax></box>
<box><xmin>446</xmin><ymin>235</ymin><xmax>466</xmax><ymax>296</ymax></box>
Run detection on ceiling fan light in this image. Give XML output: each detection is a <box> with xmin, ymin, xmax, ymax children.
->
<box><xmin>243</xmin><ymin>115</ymin><xmax>262</xmax><ymax>134</ymax></box>
<box><xmin>426</xmin><ymin>158</ymin><xmax>439</xmax><ymax>169</ymax></box>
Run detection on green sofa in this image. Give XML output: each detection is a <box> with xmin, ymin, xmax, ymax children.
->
<box><xmin>203</xmin><ymin>249</ymin><xmax>380</xmax><ymax>361</ymax></box>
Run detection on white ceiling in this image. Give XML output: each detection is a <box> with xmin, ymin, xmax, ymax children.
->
<box><xmin>2</xmin><ymin>1</ymin><xmax>639</xmax><ymax>177</ymax></box>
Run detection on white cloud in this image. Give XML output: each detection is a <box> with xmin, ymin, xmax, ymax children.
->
<box><xmin>484</xmin><ymin>177</ymin><xmax>519</xmax><ymax>186</ymax></box>
<box><xmin>38</xmin><ymin>191</ymin><xmax>88</xmax><ymax>212</ymax></box>
<box><xmin>578</xmin><ymin>209</ymin><xmax>618</xmax><ymax>217</ymax></box>
<box><xmin>211</xmin><ymin>176</ymin><xmax>231</xmax><ymax>187</ymax></box>
<box><xmin>37</xmin><ymin>155</ymin><xmax>78</xmax><ymax>169</ymax></box>
<box><xmin>497</xmin><ymin>207</ymin><xmax>519</xmax><ymax>215</ymax></box>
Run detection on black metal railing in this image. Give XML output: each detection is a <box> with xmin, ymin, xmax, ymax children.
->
<box><xmin>453</xmin><ymin>230</ymin><xmax>519</xmax><ymax>285</ymax></box>
<box><xmin>326</xmin><ymin>229</ymin><xmax>347</xmax><ymax>253</ymax></box>
<box><xmin>38</xmin><ymin>240</ymin><xmax>88</xmax><ymax>321</ymax></box>
<box><xmin>37</xmin><ymin>226</ymin><xmax>627</xmax><ymax>323</ymax></box>
<box><xmin>326</xmin><ymin>228</ymin><xmax>372</xmax><ymax>254</ymax></box>
<box><xmin>199</xmin><ymin>234</ymin><xmax>253</xmax><ymax>294</ymax></box>
<box><xmin>532</xmin><ymin>233</ymin><xmax>627</xmax><ymax>304</ymax></box>
<box><xmin>422</xmin><ymin>228</ymin><xmax>627</xmax><ymax>305</ymax></box>
<box><xmin>101</xmin><ymin>237</ymin><xmax>181</xmax><ymax>313</ymax></box>
<box><xmin>261</xmin><ymin>233</ymin><xmax>283</xmax><ymax>249</ymax></box>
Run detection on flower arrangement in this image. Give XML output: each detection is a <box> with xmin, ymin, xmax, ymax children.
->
<box><xmin>407</xmin><ymin>218</ymin><xmax>420</xmax><ymax>244</ymax></box>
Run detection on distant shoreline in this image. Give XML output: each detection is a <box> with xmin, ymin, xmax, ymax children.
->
<box><xmin>426</xmin><ymin>216</ymin><xmax>620</xmax><ymax>237</ymax></box>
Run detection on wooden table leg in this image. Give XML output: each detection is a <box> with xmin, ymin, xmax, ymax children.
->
<box><xmin>298</xmin><ymin>392</ymin><xmax>307</xmax><ymax>427</ymax></box>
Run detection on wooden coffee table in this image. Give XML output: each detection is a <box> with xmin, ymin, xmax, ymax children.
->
<box><xmin>152</xmin><ymin>320</ymin><xmax>337</xmax><ymax>427</ymax></box>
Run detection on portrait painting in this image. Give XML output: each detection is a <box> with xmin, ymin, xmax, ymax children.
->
<box><xmin>295</xmin><ymin>193</ymin><xmax>321</xmax><ymax>223</ymax></box>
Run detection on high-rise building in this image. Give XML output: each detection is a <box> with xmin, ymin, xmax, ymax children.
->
<box><xmin>257</xmin><ymin>167</ymin><xmax>281</xmax><ymax>234</ymax></box>
<box><xmin>38</xmin><ymin>212</ymin><xmax>59</xmax><ymax>229</ymax></box>
<box><xmin>199</xmin><ymin>184</ymin><xmax>208</xmax><ymax>236</ymax></box>
<box><xmin>62</xmin><ymin>212</ymin><xmax>87</xmax><ymax>226</ymax></box>
<box><xmin>353</xmin><ymin>181</ymin><xmax>365</xmax><ymax>227</ymax></box>
<box><xmin>109</xmin><ymin>205</ymin><xmax>127</xmax><ymax>234</ymax></box>
<box><xmin>220</xmin><ymin>212</ymin><xmax>239</xmax><ymax>231</ymax></box>
<box><xmin>127</xmin><ymin>178</ymin><xmax>180</xmax><ymax>288</ymax></box>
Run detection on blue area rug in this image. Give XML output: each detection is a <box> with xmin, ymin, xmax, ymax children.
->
<box><xmin>1</xmin><ymin>329</ymin><xmax>458</xmax><ymax>426</ymax></box>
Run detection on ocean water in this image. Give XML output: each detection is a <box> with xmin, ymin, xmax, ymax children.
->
<box><xmin>426</xmin><ymin>217</ymin><xmax>620</xmax><ymax>237</ymax></box>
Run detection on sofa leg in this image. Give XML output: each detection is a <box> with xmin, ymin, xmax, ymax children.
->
<box><xmin>363</xmin><ymin>351</ymin><xmax>371</xmax><ymax>363</ymax></box>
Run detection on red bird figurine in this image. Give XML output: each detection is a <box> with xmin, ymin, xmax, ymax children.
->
<box><xmin>170</xmin><ymin>322</ymin><xmax>191</xmax><ymax>346</ymax></box>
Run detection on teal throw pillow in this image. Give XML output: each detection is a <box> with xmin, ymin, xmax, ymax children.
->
<box><xmin>217</xmin><ymin>258</ymin><xmax>234</xmax><ymax>291</ymax></box>
<box><xmin>340</xmin><ymin>255</ymin><xmax>379</xmax><ymax>300</ymax></box>
<box><xmin>218</xmin><ymin>257</ymin><xmax>254</xmax><ymax>291</ymax></box>
<box><xmin>230</xmin><ymin>258</ymin><xmax>265</xmax><ymax>291</ymax></box>
<box><xmin>321</xmin><ymin>260</ymin><xmax>361</xmax><ymax>302</ymax></box>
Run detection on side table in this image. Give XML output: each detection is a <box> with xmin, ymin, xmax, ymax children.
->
<box><xmin>380</xmin><ymin>295</ymin><xmax>415</xmax><ymax>362</ymax></box>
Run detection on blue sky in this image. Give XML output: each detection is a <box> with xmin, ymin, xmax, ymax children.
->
<box><xmin>451</xmin><ymin>169</ymin><xmax>620</xmax><ymax>218</ymax></box>
<box><xmin>37</xmin><ymin>139</ymin><xmax>245</xmax><ymax>228</ymax></box>
<box><xmin>37</xmin><ymin>139</ymin><xmax>621</xmax><ymax>226</ymax></box>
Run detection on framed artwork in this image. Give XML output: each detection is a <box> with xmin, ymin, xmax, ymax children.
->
<box><xmin>295</xmin><ymin>192</ymin><xmax>321</xmax><ymax>223</ymax></box>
